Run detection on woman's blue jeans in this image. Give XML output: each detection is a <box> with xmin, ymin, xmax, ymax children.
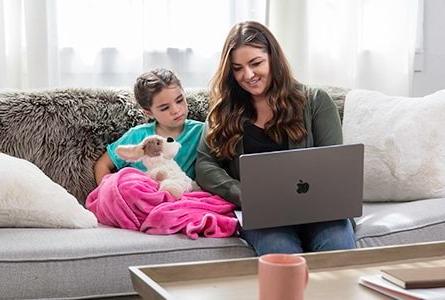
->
<box><xmin>239</xmin><ymin>219</ymin><xmax>356</xmax><ymax>255</ymax></box>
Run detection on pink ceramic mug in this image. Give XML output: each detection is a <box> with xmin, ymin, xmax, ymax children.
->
<box><xmin>258</xmin><ymin>254</ymin><xmax>308</xmax><ymax>300</ymax></box>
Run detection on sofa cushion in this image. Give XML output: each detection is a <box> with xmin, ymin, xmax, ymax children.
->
<box><xmin>0</xmin><ymin>226</ymin><xmax>255</xmax><ymax>299</ymax></box>
<box><xmin>0</xmin><ymin>153</ymin><xmax>97</xmax><ymax>228</ymax></box>
<box><xmin>355</xmin><ymin>198</ymin><xmax>445</xmax><ymax>247</ymax></box>
<box><xmin>343</xmin><ymin>89</ymin><xmax>445</xmax><ymax>201</ymax></box>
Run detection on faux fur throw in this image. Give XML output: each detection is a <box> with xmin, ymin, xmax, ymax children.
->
<box><xmin>0</xmin><ymin>88</ymin><xmax>147</xmax><ymax>205</ymax></box>
<box><xmin>86</xmin><ymin>168</ymin><xmax>237</xmax><ymax>239</ymax></box>
<box><xmin>343</xmin><ymin>89</ymin><xmax>445</xmax><ymax>201</ymax></box>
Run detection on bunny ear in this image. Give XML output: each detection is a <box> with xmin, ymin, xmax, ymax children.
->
<box><xmin>116</xmin><ymin>145</ymin><xmax>145</xmax><ymax>162</ymax></box>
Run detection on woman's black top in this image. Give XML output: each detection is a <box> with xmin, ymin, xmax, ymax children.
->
<box><xmin>243</xmin><ymin>121</ymin><xmax>289</xmax><ymax>154</ymax></box>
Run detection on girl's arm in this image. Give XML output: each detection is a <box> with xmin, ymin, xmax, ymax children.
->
<box><xmin>94</xmin><ymin>152</ymin><xmax>116</xmax><ymax>185</ymax></box>
<box><xmin>195</xmin><ymin>123</ymin><xmax>242</xmax><ymax>207</ymax></box>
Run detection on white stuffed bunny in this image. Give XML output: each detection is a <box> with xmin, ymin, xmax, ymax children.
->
<box><xmin>116</xmin><ymin>135</ymin><xmax>193</xmax><ymax>198</ymax></box>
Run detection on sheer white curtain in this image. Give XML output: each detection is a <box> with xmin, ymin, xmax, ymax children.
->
<box><xmin>0</xmin><ymin>0</ymin><xmax>266</xmax><ymax>89</ymax></box>
<box><xmin>269</xmin><ymin>0</ymin><xmax>422</xmax><ymax>96</ymax></box>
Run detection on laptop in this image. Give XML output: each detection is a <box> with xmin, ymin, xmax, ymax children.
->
<box><xmin>236</xmin><ymin>143</ymin><xmax>364</xmax><ymax>230</ymax></box>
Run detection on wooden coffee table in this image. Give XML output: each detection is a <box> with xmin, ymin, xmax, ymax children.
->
<box><xmin>130</xmin><ymin>241</ymin><xmax>445</xmax><ymax>299</ymax></box>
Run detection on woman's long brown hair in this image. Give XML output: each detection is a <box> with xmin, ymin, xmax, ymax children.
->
<box><xmin>207</xmin><ymin>21</ymin><xmax>307</xmax><ymax>160</ymax></box>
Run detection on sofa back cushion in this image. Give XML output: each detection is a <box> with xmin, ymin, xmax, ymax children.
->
<box><xmin>343</xmin><ymin>89</ymin><xmax>445</xmax><ymax>202</ymax></box>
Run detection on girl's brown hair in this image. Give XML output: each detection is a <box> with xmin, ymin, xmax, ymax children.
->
<box><xmin>206</xmin><ymin>21</ymin><xmax>307</xmax><ymax>159</ymax></box>
<box><xmin>134</xmin><ymin>68</ymin><xmax>182</xmax><ymax>110</ymax></box>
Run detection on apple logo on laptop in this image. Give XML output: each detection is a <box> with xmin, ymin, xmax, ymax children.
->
<box><xmin>296</xmin><ymin>179</ymin><xmax>310</xmax><ymax>194</ymax></box>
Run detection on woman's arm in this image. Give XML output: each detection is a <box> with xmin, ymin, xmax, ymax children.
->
<box><xmin>94</xmin><ymin>152</ymin><xmax>116</xmax><ymax>185</ymax></box>
<box><xmin>195</xmin><ymin>123</ymin><xmax>242</xmax><ymax>207</ymax></box>
<box><xmin>311</xmin><ymin>89</ymin><xmax>343</xmax><ymax>146</ymax></box>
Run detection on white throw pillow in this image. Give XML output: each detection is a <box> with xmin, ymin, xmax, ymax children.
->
<box><xmin>343</xmin><ymin>89</ymin><xmax>445</xmax><ymax>202</ymax></box>
<box><xmin>0</xmin><ymin>153</ymin><xmax>97</xmax><ymax>228</ymax></box>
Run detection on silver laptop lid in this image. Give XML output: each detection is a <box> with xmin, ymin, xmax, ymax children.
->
<box><xmin>239</xmin><ymin>144</ymin><xmax>363</xmax><ymax>230</ymax></box>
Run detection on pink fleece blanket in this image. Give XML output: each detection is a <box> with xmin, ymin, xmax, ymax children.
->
<box><xmin>86</xmin><ymin>168</ymin><xmax>238</xmax><ymax>239</ymax></box>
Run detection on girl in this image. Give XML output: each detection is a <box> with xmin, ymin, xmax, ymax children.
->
<box><xmin>195</xmin><ymin>21</ymin><xmax>356</xmax><ymax>255</ymax></box>
<box><xmin>94</xmin><ymin>68</ymin><xmax>204</xmax><ymax>185</ymax></box>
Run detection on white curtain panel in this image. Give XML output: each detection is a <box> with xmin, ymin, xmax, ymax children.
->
<box><xmin>0</xmin><ymin>0</ymin><xmax>5</xmax><ymax>86</ymax></box>
<box><xmin>0</xmin><ymin>0</ymin><xmax>266</xmax><ymax>89</ymax></box>
<box><xmin>269</xmin><ymin>0</ymin><xmax>422</xmax><ymax>96</ymax></box>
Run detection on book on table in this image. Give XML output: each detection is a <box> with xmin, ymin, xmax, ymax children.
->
<box><xmin>359</xmin><ymin>267</ymin><xmax>445</xmax><ymax>300</ymax></box>
<box><xmin>359</xmin><ymin>275</ymin><xmax>445</xmax><ymax>300</ymax></box>
<box><xmin>381</xmin><ymin>267</ymin><xmax>445</xmax><ymax>289</ymax></box>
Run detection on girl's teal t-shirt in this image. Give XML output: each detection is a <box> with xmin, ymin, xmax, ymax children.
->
<box><xmin>107</xmin><ymin>119</ymin><xmax>204</xmax><ymax>179</ymax></box>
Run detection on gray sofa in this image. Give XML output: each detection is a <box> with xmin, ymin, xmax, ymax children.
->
<box><xmin>1</xmin><ymin>87</ymin><xmax>445</xmax><ymax>299</ymax></box>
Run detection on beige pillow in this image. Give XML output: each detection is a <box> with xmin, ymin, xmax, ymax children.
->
<box><xmin>342</xmin><ymin>89</ymin><xmax>445</xmax><ymax>202</ymax></box>
<box><xmin>0</xmin><ymin>153</ymin><xmax>97</xmax><ymax>228</ymax></box>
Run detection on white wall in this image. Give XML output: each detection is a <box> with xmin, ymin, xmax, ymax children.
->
<box><xmin>412</xmin><ymin>0</ymin><xmax>445</xmax><ymax>96</ymax></box>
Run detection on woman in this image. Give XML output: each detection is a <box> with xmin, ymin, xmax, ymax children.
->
<box><xmin>195</xmin><ymin>21</ymin><xmax>355</xmax><ymax>255</ymax></box>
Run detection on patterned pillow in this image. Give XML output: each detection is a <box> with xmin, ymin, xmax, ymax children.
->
<box><xmin>186</xmin><ymin>88</ymin><xmax>210</xmax><ymax>122</ymax></box>
<box><xmin>185</xmin><ymin>86</ymin><xmax>348</xmax><ymax>122</ymax></box>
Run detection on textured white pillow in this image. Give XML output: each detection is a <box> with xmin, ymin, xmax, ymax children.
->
<box><xmin>343</xmin><ymin>89</ymin><xmax>445</xmax><ymax>202</ymax></box>
<box><xmin>0</xmin><ymin>153</ymin><xmax>97</xmax><ymax>228</ymax></box>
